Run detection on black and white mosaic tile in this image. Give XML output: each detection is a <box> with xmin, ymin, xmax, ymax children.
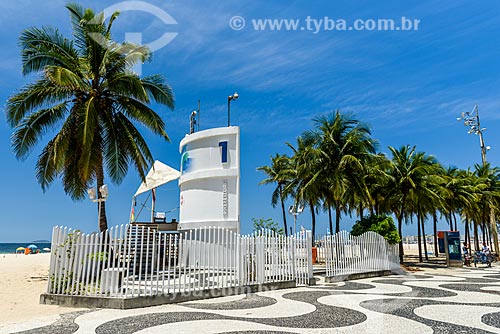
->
<box><xmin>6</xmin><ymin>267</ymin><xmax>500</xmax><ymax>333</ymax></box>
<box><xmin>183</xmin><ymin>293</ymin><xmax>277</xmax><ymax>310</ymax></box>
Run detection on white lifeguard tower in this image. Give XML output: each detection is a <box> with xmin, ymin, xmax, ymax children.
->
<box><xmin>178</xmin><ymin>126</ymin><xmax>240</xmax><ymax>233</ymax></box>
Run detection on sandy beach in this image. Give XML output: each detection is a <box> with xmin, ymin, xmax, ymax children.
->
<box><xmin>0</xmin><ymin>253</ymin><xmax>80</xmax><ymax>333</ymax></box>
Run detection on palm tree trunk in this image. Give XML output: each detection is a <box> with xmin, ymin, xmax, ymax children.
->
<box><xmin>474</xmin><ymin>221</ymin><xmax>480</xmax><ymax>251</ymax></box>
<box><xmin>279</xmin><ymin>185</ymin><xmax>288</xmax><ymax>237</ymax></box>
<box><xmin>328</xmin><ymin>204</ymin><xmax>333</xmax><ymax>236</ymax></box>
<box><xmin>335</xmin><ymin>200</ymin><xmax>341</xmax><ymax>234</ymax></box>
<box><xmin>464</xmin><ymin>217</ymin><xmax>469</xmax><ymax>248</ymax></box>
<box><xmin>417</xmin><ymin>213</ymin><xmax>423</xmax><ymax>262</ymax></box>
<box><xmin>486</xmin><ymin>223</ymin><xmax>491</xmax><ymax>248</ymax></box>
<box><xmin>359</xmin><ymin>203</ymin><xmax>364</xmax><ymax>221</ymax></box>
<box><xmin>467</xmin><ymin>219</ymin><xmax>472</xmax><ymax>251</ymax></box>
<box><xmin>309</xmin><ymin>200</ymin><xmax>316</xmax><ymax>245</ymax></box>
<box><xmin>490</xmin><ymin>206</ymin><xmax>499</xmax><ymax>254</ymax></box>
<box><xmin>421</xmin><ymin>213</ymin><xmax>429</xmax><ymax>261</ymax></box>
<box><xmin>398</xmin><ymin>194</ymin><xmax>407</xmax><ymax>264</ymax></box>
<box><xmin>453</xmin><ymin>213</ymin><xmax>458</xmax><ymax>231</ymax></box>
<box><xmin>482</xmin><ymin>223</ymin><xmax>487</xmax><ymax>246</ymax></box>
<box><xmin>433</xmin><ymin>212</ymin><xmax>438</xmax><ymax>257</ymax></box>
<box><xmin>96</xmin><ymin>162</ymin><xmax>108</xmax><ymax>232</ymax></box>
<box><xmin>397</xmin><ymin>213</ymin><xmax>404</xmax><ymax>263</ymax></box>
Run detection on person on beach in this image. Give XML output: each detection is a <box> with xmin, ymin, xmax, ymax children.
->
<box><xmin>462</xmin><ymin>243</ymin><xmax>471</xmax><ymax>266</ymax></box>
<box><xmin>481</xmin><ymin>243</ymin><xmax>490</xmax><ymax>262</ymax></box>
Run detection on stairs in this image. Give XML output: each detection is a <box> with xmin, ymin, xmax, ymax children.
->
<box><xmin>125</xmin><ymin>223</ymin><xmax>180</xmax><ymax>277</ymax></box>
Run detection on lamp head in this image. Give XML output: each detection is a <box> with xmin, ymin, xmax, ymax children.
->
<box><xmin>87</xmin><ymin>187</ymin><xmax>96</xmax><ymax>200</ymax></box>
<box><xmin>99</xmin><ymin>184</ymin><xmax>109</xmax><ymax>198</ymax></box>
<box><xmin>229</xmin><ymin>92</ymin><xmax>239</xmax><ymax>101</ymax></box>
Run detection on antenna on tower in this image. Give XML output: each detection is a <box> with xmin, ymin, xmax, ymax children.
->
<box><xmin>197</xmin><ymin>99</ymin><xmax>200</xmax><ymax>130</ymax></box>
<box><xmin>189</xmin><ymin>100</ymin><xmax>201</xmax><ymax>134</ymax></box>
<box><xmin>189</xmin><ymin>111</ymin><xmax>196</xmax><ymax>134</ymax></box>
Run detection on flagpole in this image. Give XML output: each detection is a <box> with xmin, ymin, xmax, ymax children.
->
<box><xmin>151</xmin><ymin>188</ymin><xmax>156</xmax><ymax>222</ymax></box>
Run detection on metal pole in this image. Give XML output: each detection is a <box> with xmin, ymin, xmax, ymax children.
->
<box><xmin>479</xmin><ymin>132</ymin><xmax>487</xmax><ymax>165</ymax></box>
<box><xmin>227</xmin><ymin>98</ymin><xmax>231</xmax><ymax>127</ymax></box>
<box><xmin>474</xmin><ymin>105</ymin><xmax>499</xmax><ymax>254</ymax></box>
<box><xmin>98</xmin><ymin>201</ymin><xmax>102</xmax><ymax>230</ymax></box>
<box><xmin>151</xmin><ymin>188</ymin><xmax>156</xmax><ymax>222</ymax></box>
<box><xmin>475</xmin><ymin>106</ymin><xmax>487</xmax><ymax>165</ymax></box>
<box><xmin>294</xmin><ymin>214</ymin><xmax>297</xmax><ymax>236</ymax></box>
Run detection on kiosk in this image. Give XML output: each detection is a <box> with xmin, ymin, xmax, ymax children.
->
<box><xmin>441</xmin><ymin>231</ymin><xmax>462</xmax><ymax>267</ymax></box>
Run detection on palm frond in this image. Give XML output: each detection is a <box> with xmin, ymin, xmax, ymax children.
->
<box><xmin>12</xmin><ymin>102</ymin><xmax>69</xmax><ymax>160</ymax></box>
<box><xmin>20</xmin><ymin>26</ymin><xmax>79</xmax><ymax>75</ymax></box>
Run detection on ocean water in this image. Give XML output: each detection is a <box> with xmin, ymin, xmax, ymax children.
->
<box><xmin>0</xmin><ymin>243</ymin><xmax>51</xmax><ymax>254</ymax></box>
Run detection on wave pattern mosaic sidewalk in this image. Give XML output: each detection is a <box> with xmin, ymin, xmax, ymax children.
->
<box><xmin>9</xmin><ymin>267</ymin><xmax>500</xmax><ymax>334</ymax></box>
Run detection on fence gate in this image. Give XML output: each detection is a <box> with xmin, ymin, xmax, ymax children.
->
<box><xmin>323</xmin><ymin>231</ymin><xmax>399</xmax><ymax>278</ymax></box>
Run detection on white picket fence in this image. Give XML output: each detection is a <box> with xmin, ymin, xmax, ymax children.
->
<box><xmin>314</xmin><ymin>234</ymin><xmax>330</xmax><ymax>264</ymax></box>
<box><xmin>324</xmin><ymin>231</ymin><xmax>400</xmax><ymax>277</ymax></box>
<box><xmin>316</xmin><ymin>245</ymin><xmax>327</xmax><ymax>263</ymax></box>
<box><xmin>47</xmin><ymin>224</ymin><xmax>313</xmax><ymax>298</ymax></box>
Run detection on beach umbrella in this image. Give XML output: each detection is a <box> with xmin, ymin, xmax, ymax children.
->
<box><xmin>16</xmin><ymin>247</ymin><xmax>25</xmax><ymax>252</ymax></box>
<box><xmin>43</xmin><ymin>248</ymin><xmax>51</xmax><ymax>252</ymax></box>
<box><xmin>26</xmin><ymin>244</ymin><xmax>38</xmax><ymax>249</ymax></box>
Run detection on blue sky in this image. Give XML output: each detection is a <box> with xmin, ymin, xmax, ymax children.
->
<box><xmin>1</xmin><ymin>0</ymin><xmax>500</xmax><ymax>242</ymax></box>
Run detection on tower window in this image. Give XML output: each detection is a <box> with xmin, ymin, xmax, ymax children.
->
<box><xmin>219</xmin><ymin>141</ymin><xmax>228</xmax><ymax>163</ymax></box>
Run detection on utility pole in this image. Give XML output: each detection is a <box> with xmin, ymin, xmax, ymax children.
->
<box><xmin>458</xmin><ymin>105</ymin><xmax>498</xmax><ymax>254</ymax></box>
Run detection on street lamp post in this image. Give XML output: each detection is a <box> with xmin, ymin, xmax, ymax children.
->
<box><xmin>458</xmin><ymin>105</ymin><xmax>489</xmax><ymax>164</ymax></box>
<box><xmin>227</xmin><ymin>92</ymin><xmax>239</xmax><ymax>127</ymax></box>
<box><xmin>288</xmin><ymin>204</ymin><xmax>304</xmax><ymax>235</ymax></box>
<box><xmin>87</xmin><ymin>184</ymin><xmax>109</xmax><ymax>229</ymax></box>
<box><xmin>457</xmin><ymin>104</ymin><xmax>498</xmax><ymax>254</ymax></box>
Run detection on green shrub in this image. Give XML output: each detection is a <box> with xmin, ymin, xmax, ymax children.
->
<box><xmin>252</xmin><ymin>217</ymin><xmax>284</xmax><ymax>235</ymax></box>
<box><xmin>351</xmin><ymin>215</ymin><xmax>401</xmax><ymax>244</ymax></box>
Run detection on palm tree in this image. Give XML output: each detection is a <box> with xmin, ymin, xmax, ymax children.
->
<box><xmin>439</xmin><ymin>167</ymin><xmax>479</xmax><ymax>251</ymax></box>
<box><xmin>455</xmin><ymin>168</ymin><xmax>485</xmax><ymax>251</ymax></box>
<box><xmin>357</xmin><ymin>153</ymin><xmax>390</xmax><ymax>217</ymax></box>
<box><xmin>385</xmin><ymin>146</ymin><xmax>437</xmax><ymax>263</ymax></box>
<box><xmin>411</xmin><ymin>158</ymin><xmax>442</xmax><ymax>262</ymax></box>
<box><xmin>286</xmin><ymin>135</ymin><xmax>322</xmax><ymax>243</ymax></box>
<box><xmin>6</xmin><ymin>3</ymin><xmax>175</xmax><ymax>232</ymax></box>
<box><xmin>474</xmin><ymin>163</ymin><xmax>500</xmax><ymax>253</ymax></box>
<box><xmin>306</xmin><ymin>111</ymin><xmax>377</xmax><ymax>233</ymax></box>
<box><xmin>257</xmin><ymin>154</ymin><xmax>293</xmax><ymax>236</ymax></box>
